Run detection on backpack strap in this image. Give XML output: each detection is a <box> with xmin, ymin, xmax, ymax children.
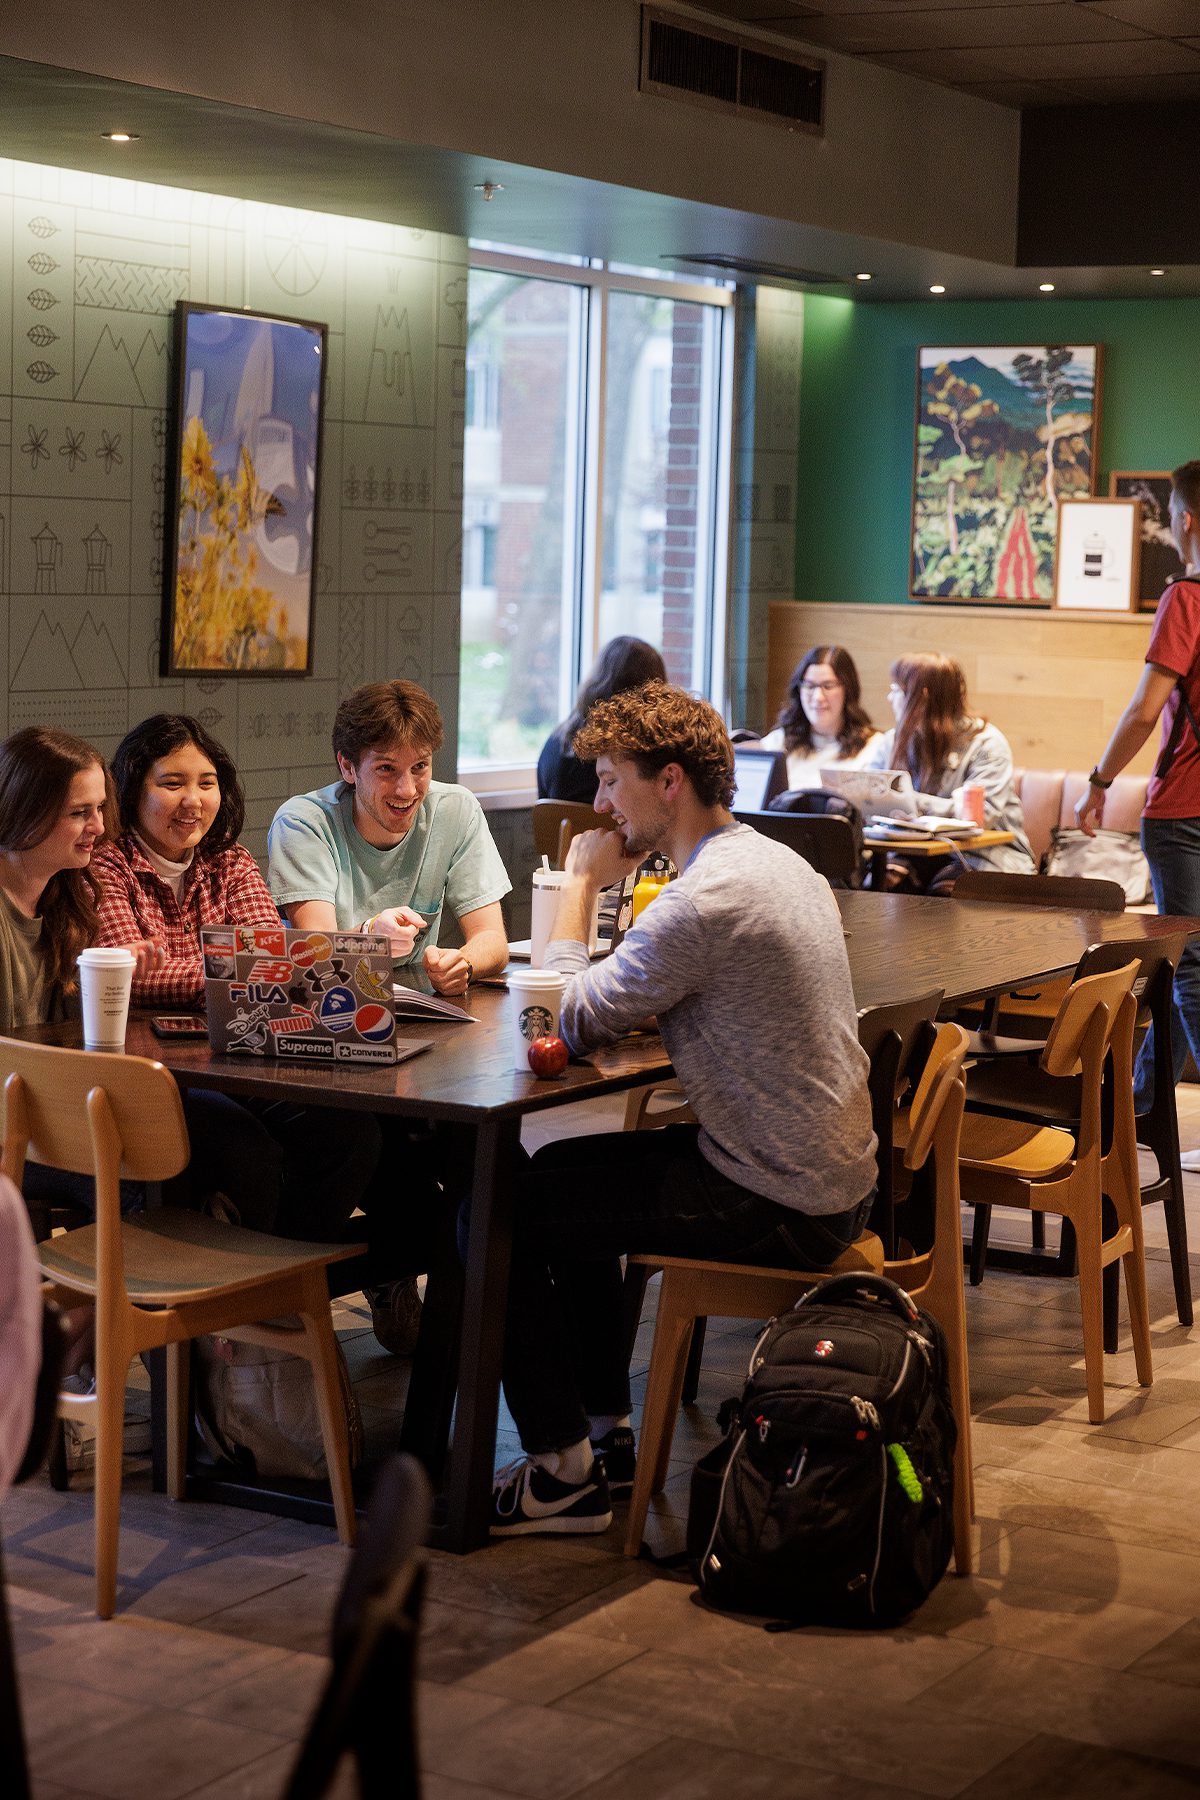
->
<box><xmin>1155</xmin><ymin>677</ymin><xmax>1200</xmax><ymax>783</ymax></box>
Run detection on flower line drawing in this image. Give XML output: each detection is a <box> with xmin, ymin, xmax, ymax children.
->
<box><xmin>20</xmin><ymin>425</ymin><xmax>50</xmax><ymax>470</ymax></box>
<box><xmin>59</xmin><ymin>428</ymin><xmax>87</xmax><ymax>472</ymax></box>
<box><xmin>97</xmin><ymin>430</ymin><xmax>124</xmax><ymax>473</ymax></box>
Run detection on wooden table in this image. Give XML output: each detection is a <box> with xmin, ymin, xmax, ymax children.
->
<box><xmin>30</xmin><ymin>894</ymin><xmax>1200</xmax><ymax>1553</ymax></box>
<box><xmin>839</xmin><ymin>890</ymin><xmax>1199</xmax><ymax>1011</ymax></box>
<box><xmin>861</xmin><ymin>827</ymin><xmax>1013</xmax><ymax>889</ymax></box>
<box><xmin>122</xmin><ymin>997</ymin><xmax>670</xmax><ymax>1554</ymax></box>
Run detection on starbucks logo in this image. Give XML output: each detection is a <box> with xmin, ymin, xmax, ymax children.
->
<box><xmin>518</xmin><ymin>1004</ymin><xmax>553</xmax><ymax>1042</ymax></box>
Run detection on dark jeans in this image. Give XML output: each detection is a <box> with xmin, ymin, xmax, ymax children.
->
<box><xmin>482</xmin><ymin>1123</ymin><xmax>873</xmax><ymax>1457</ymax></box>
<box><xmin>1134</xmin><ymin>814</ymin><xmax>1200</xmax><ymax>1113</ymax></box>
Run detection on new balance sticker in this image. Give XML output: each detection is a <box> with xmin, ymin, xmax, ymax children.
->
<box><xmin>247</xmin><ymin>959</ymin><xmax>293</xmax><ymax>985</ymax></box>
<box><xmin>317</xmin><ymin>986</ymin><xmax>357</xmax><ymax>1031</ymax></box>
<box><xmin>354</xmin><ymin>1003</ymin><xmax>394</xmax><ymax>1042</ymax></box>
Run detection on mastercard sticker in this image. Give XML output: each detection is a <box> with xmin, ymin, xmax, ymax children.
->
<box><xmin>290</xmin><ymin>933</ymin><xmax>332</xmax><ymax>968</ymax></box>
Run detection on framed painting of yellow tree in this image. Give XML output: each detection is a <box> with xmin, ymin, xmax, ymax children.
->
<box><xmin>910</xmin><ymin>344</ymin><xmax>1102</xmax><ymax>605</ymax></box>
<box><xmin>162</xmin><ymin>302</ymin><xmax>326</xmax><ymax>674</ymax></box>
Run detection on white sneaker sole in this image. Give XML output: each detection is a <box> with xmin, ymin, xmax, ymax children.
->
<box><xmin>490</xmin><ymin>1509</ymin><xmax>613</xmax><ymax>1537</ymax></box>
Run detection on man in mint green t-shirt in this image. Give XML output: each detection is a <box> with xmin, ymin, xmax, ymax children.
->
<box><xmin>268</xmin><ymin>679</ymin><xmax>511</xmax><ymax>1357</ymax></box>
<box><xmin>268</xmin><ymin>680</ymin><xmax>510</xmax><ymax>996</ymax></box>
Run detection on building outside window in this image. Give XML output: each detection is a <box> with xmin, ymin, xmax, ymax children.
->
<box><xmin>459</xmin><ymin>252</ymin><xmax>732</xmax><ymax>778</ymax></box>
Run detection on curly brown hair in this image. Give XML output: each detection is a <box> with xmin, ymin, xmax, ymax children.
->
<box><xmin>573</xmin><ymin>681</ymin><xmax>735</xmax><ymax>808</ymax></box>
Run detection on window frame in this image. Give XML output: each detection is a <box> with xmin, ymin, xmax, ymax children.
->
<box><xmin>459</xmin><ymin>248</ymin><xmax>735</xmax><ymax>797</ymax></box>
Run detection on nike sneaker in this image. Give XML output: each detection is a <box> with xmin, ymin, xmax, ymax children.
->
<box><xmin>489</xmin><ymin>1454</ymin><xmax>612</xmax><ymax>1536</ymax></box>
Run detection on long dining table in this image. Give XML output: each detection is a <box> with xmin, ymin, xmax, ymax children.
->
<box><xmin>25</xmin><ymin>889</ymin><xmax>1200</xmax><ymax>1553</ymax></box>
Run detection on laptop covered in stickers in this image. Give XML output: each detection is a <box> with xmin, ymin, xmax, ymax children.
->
<box><xmin>200</xmin><ymin>924</ymin><xmax>422</xmax><ymax>1066</ymax></box>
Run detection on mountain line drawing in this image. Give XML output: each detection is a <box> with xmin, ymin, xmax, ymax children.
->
<box><xmin>75</xmin><ymin>323</ymin><xmax>169</xmax><ymax>406</ymax></box>
<box><xmin>12</xmin><ymin>610</ymin><xmax>126</xmax><ymax>691</ymax></box>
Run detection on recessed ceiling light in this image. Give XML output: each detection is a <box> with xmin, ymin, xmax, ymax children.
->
<box><xmin>1039</xmin><ymin>282</ymin><xmax>1055</xmax><ymax>293</ymax></box>
<box><xmin>473</xmin><ymin>181</ymin><xmax>505</xmax><ymax>201</ymax></box>
<box><xmin>101</xmin><ymin>131</ymin><xmax>139</xmax><ymax>142</ymax></box>
<box><xmin>855</xmin><ymin>271</ymin><xmax>873</xmax><ymax>282</ymax></box>
<box><xmin>1150</xmin><ymin>267</ymin><xmax>1167</xmax><ymax>277</ymax></box>
<box><xmin>929</xmin><ymin>284</ymin><xmax>946</xmax><ymax>295</ymax></box>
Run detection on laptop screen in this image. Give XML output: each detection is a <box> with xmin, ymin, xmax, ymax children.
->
<box><xmin>731</xmin><ymin>747</ymin><xmax>787</xmax><ymax>813</ymax></box>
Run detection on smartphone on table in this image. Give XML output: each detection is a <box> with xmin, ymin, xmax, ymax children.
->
<box><xmin>150</xmin><ymin>1015</ymin><xmax>209</xmax><ymax>1040</ymax></box>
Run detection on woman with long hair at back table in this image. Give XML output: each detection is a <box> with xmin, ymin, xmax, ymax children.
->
<box><xmin>862</xmin><ymin>653</ymin><xmax>1034</xmax><ymax>892</ymax></box>
<box><xmin>759</xmin><ymin>644</ymin><xmax>883</xmax><ymax>791</ymax></box>
<box><xmin>91</xmin><ymin>714</ymin><xmax>383</xmax><ymax>1258</ymax></box>
<box><xmin>538</xmin><ymin>636</ymin><xmax>667</xmax><ymax>804</ymax></box>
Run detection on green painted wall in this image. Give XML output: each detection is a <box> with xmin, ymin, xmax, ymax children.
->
<box><xmin>794</xmin><ymin>294</ymin><xmax>1200</xmax><ymax>604</ymax></box>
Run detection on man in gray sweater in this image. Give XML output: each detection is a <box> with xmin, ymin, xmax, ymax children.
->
<box><xmin>490</xmin><ymin>682</ymin><xmax>877</xmax><ymax>1536</ymax></box>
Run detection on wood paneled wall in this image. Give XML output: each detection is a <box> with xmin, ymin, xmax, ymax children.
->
<box><xmin>767</xmin><ymin>602</ymin><xmax>1157</xmax><ymax>775</ymax></box>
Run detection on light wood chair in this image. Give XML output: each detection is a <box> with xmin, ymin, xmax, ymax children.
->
<box><xmin>0</xmin><ymin>1038</ymin><xmax>361</xmax><ymax>1618</ymax></box>
<box><xmin>623</xmin><ymin>1022</ymin><xmax>977</xmax><ymax>1577</ymax></box>
<box><xmin>530</xmin><ymin>799</ymin><xmax>618</xmax><ymax>870</ymax></box>
<box><xmin>955</xmin><ymin>961</ymin><xmax>1151</xmax><ymax>1425</ymax></box>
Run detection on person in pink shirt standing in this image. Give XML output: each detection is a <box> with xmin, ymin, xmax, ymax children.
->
<box><xmin>1077</xmin><ymin>460</ymin><xmax>1200</xmax><ymax>1118</ymax></box>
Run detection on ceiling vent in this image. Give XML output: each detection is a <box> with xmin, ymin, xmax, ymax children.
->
<box><xmin>640</xmin><ymin>7</ymin><xmax>824</xmax><ymax>135</ymax></box>
<box><xmin>667</xmin><ymin>253</ymin><xmax>843</xmax><ymax>287</ymax></box>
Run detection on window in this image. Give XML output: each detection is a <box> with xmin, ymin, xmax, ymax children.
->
<box><xmin>459</xmin><ymin>254</ymin><xmax>732</xmax><ymax>776</ymax></box>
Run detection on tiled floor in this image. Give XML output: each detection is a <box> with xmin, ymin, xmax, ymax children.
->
<box><xmin>9</xmin><ymin>1090</ymin><xmax>1200</xmax><ymax>1798</ymax></box>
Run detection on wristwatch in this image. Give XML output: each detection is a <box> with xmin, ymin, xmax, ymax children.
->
<box><xmin>1087</xmin><ymin>766</ymin><xmax>1113</xmax><ymax>790</ymax></box>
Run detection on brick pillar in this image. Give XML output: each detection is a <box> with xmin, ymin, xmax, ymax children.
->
<box><xmin>661</xmin><ymin>304</ymin><xmax>705</xmax><ymax>685</ymax></box>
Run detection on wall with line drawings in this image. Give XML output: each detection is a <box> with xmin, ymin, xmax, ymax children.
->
<box><xmin>0</xmin><ymin>159</ymin><xmax>468</xmax><ymax>865</ymax></box>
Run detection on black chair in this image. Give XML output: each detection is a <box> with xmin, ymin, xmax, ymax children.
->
<box><xmin>282</xmin><ymin>1453</ymin><xmax>431</xmax><ymax>1800</ymax></box>
<box><xmin>964</xmin><ymin>938</ymin><xmax>1192</xmax><ymax>1342</ymax></box>
<box><xmin>734</xmin><ymin>807</ymin><xmax>862</xmax><ymax>888</ymax></box>
<box><xmin>858</xmin><ymin>989</ymin><xmax>943</xmax><ymax>1256</ymax></box>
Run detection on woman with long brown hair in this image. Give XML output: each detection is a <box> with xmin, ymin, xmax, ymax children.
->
<box><xmin>760</xmin><ymin>644</ymin><xmax>882</xmax><ymax>790</ymax></box>
<box><xmin>864</xmin><ymin>653</ymin><xmax>1033</xmax><ymax>888</ymax></box>
<box><xmin>0</xmin><ymin>725</ymin><xmax>149</xmax><ymax>1030</ymax></box>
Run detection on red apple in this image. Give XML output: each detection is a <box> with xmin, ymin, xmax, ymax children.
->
<box><xmin>528</xmin><ymin>1035</ymin><xmax>568</xmax><ymax>1078</ymax></box>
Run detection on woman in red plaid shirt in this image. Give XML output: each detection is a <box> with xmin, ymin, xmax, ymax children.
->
<box><xmin>92</xmin><ymin>715</ymin><xmax>381</xmax><ymax>1244</ymax></box>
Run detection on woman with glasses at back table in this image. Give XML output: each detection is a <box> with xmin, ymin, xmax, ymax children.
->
<box><xmin>91</xmin><ymin>714</ymin><xmax>380</xmax><ymax>1243</ymax></box>
<box><xmin>759</xmin><ymin>645</ymin><xmax>884</xmax><ymax>791</ymax></box>
<box><xmin>861</xmin><ymin>652</ymin><xmax>1034</xmax><ymax>892</ymax></box>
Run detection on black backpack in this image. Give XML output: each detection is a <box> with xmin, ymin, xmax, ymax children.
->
<box><xmin>686</xmin><ymin>1273</ymin><xmax>956</xmax><ymax>1628</ymax></box>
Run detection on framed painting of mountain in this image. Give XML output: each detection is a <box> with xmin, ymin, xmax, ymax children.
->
<box><xmin>910</xmin><ymin>345</ymin><xmax>1102</xmax><ymax>604</ymax></box>
<box><xmin>162</xmin><ymin>301</ymin><xmax>326</xmax><ymax>675</ymax></box>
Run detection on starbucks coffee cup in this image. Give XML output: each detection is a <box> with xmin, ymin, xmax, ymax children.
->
<box><xmin>508</xmin><ymin>968</ymin><xmax>567</xmax><ymax>1071</ymax></box>
<box><xmin>77</xmin><ymin>947</ymin><xmax>136</xmax><ymax>1051</ymax></box>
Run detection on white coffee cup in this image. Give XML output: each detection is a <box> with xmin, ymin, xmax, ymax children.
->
<box><xmin>529</xmin><ymin>867</ymin><xmax>600</xmax><ymax>967</ymax></box>
<box><xmin>508</xmin><ymin>968</ymin><xmax>567</xmax><ymax>1071</ymax></box>
<box><xmin>77</xmin><ymin>947</ymin><xmax>136</xmax><ymax>1051</ymax></box>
